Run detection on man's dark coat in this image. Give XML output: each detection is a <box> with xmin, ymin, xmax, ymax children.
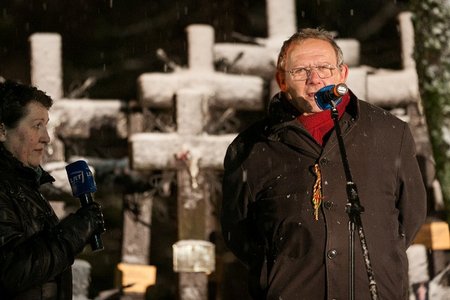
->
<box><xmin>221</xmin><ymin>91</ymin><xmax>427</xmax><ymax>300</ymax></box>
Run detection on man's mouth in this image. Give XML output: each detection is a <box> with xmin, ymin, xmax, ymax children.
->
<box><xmin>306</xmin><ymin>92</ymin><xmax>316</xmax><ymax>99</ymax></box>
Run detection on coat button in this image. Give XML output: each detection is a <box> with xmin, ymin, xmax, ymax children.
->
<box><xmin>324</xmin><ymin>201</ymin><xmax>333</xmax><ymax>209</ymax></box>
<box><xmin>320</xmin><ymin>157</ymin><xmax>329</xmax><ymax>165</ymax></box>
<box><xmin>327</xmin><ymin>249</ymin><xmax>338</xmax><ymax>259</ymax></box>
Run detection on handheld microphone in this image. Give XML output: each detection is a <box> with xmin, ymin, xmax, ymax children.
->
<box><xmin>65</xmin><ymin>160</ymin><xmax>104</xmax><ymax>252</ymax></box>
<box><xmin>314</xmin><ymin>83</ymin><xmax>348</xmax><ymax>110</ymax></box>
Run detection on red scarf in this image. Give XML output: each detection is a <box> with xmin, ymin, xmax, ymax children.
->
<box><xmin>297</xmin><ymin>94</ymin><xmax>350</xmax><ymax>145</ymax></box>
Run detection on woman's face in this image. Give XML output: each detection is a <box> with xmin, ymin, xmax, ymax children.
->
<box><xmin>0</xmin><ymin>101</ymin><xmax>50</xmax><ymax>168</ymax></box>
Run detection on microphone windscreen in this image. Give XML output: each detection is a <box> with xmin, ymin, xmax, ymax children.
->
<box><xmin>314</xmin><ymin>83</ymin><xmax>348</xmax><ymax>110</ymax></box>
<box><xmin>65</xmin><ymin>160</ymin><xmax>97</xmax><ymax>197</ymax></box>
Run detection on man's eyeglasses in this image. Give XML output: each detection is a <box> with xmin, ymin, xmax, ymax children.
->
<box><xmin>286</xmin><ymin>65</ymin><xmax>337</xmax><ymax>81</ymax></box>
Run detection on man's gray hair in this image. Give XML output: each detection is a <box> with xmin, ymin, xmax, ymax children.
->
<box><xmin>277</xmin><ymin>28</ymin><xmax>344</xmax><ymax>71</ymax></box>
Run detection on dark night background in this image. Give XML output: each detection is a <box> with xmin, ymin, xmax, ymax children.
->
<box><xmin>0</xmin><ymin>0</ymin><xmax>409</xmax><ymax>101</ymax></box>
<box><xmin>0</xmin><ymin>0</ymin><xmax>414</xmax><ymax>299</ymax></box>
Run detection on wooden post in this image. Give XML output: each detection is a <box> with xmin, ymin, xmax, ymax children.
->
<box><xmin>29</xmin><ymin>33</ymin><xmax>63</xmax><ymax>100</ymax></box>
<box><xmin>132</xmin><ymin>24</ymin><xmax>263</xmax><ymax>300</ymax></box>
<box><xmin>131</xmin><ymin>89</ymin><xmax>226</xmax><ymax>300</ymax></box>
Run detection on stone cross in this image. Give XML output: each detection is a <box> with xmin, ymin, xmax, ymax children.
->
<box><xmin>137</xmin><ymin>25</ymin><xmax>264</xmax><ymax>111</ymax></box>
<box><xmin>214</xmin><ymin>0</ymin><xmax>361</xmax><ymax>95</ymax></box>
<box><xmin>132</xmin><ymin>88</ymin><xmax>231</xmax><ymax>300</ymax></box>
<box><xmin>213</xmin><ymin>0</ymin><xmax>423</xmax><ymax>107</ymax></box>
<box><xmin>29</xmin><ymin>33</ymin><xmax>155</xmax><ymax>298</ymax></box>
<box><xmin>29</xmin><ymin>32</ymin><xmax>128</xmax><ymax>164</ymax></box>
<box><xmin>131</xmin><ymin>24</ymin><xmax>264</xmax><ymax>300</ymax></box>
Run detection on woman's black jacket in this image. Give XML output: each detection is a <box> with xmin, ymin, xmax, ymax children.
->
<box><xmin>0</xmin><ymin>146</ymin><xmax>73</xmax><ymax>300</ymax></box>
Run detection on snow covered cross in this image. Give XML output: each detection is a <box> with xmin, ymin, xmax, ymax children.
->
<box><xmin>130</xmin><ymin>24</ymin><xmax>264</xmax><ymax>300</ymax></box>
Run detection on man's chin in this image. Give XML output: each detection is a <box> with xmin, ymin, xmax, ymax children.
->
<box><xmin>291</xmin><ymin>98</ymin><xmax>319</xmax><ymax>114</ymax></box>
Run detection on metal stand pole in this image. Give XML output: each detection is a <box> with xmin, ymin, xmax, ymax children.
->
<box><xmin>330</xmin><ymin>102</ymin><xmax>379</xmax><ymax>300</ymax></box>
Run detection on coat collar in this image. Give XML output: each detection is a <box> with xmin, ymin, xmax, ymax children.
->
<box><xmin>266</xmin><ymin>90</ymin><xmax>359</xmax><ymax>130</ymax></box>
<box><xmin>264</xmin><ymin>90</ymin><xmax>360</xmax><ymax>155</ymax></box>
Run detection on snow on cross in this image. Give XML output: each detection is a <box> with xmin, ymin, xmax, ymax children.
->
<box><xmin>131</xmin><ymin>24</ymin><xmax>264</xmax><ymax>172</ymax></box>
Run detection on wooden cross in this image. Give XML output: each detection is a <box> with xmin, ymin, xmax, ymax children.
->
<box><xmin>130</xmin><ymin>24</ymin><xmax>264</xmax><ymax>300</ymax></box>
<box><xmin>29</xmin><ymin>33</ymin><xmax>155</xmax><ymax>299</ymax></box>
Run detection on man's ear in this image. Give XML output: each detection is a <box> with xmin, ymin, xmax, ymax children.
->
<box><xmin>0</xmin><ymin>123</ymin><xmax>6</xmax><ymax>142</ymax></box>
<box><xmin>338</xmin><ymin>64</ymin><xmax>349</xmax><ymax>82</ymax></box>
<box><xmin>276</xmin><ymin>70</ymin><xmax>287</xmax><ymax>92</ymax></box>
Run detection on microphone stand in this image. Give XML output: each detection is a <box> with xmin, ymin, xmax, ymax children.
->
<box><xmin>329</xmin><ymin>100</ymin><xmax>379</xmax><ymax>300</ymax></box>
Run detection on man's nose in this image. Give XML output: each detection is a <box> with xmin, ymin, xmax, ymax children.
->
<box><xmin>306</xmin><ymin>68</ymin><xmax>321</xmax><ymax>82</ymax></box>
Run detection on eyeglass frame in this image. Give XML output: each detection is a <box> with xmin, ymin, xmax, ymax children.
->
<box><xmin>284</xmin><ymin>64</ymin><xmax>341</xmax><ymax>81</ymax></box>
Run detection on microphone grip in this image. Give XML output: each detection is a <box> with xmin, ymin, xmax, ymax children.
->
<box><xmin>78</xmin><ymin>193</ymin><xmax>94</xmax><ymax>207</ymax></box>
<box><xmin>78</xmin><ymin>193</ymin><xmax>104</xmax><ymax>252</ymax></box>
<box><xmin>90</xmin><ymin>233</ymin><xmax>104</xmax><ymax>252</ymax></box>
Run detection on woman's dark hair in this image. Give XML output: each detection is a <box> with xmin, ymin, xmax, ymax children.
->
<box><xmin>0</xmin><ymin>80</ymin><xmax>53</xmax><ymax>129</ymax></box>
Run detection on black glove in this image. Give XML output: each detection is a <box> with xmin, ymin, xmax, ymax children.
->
<box><xmin>57</xmin><ymin>202</ymin><xmax>105</xmax><ymax>255</ymax></box>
